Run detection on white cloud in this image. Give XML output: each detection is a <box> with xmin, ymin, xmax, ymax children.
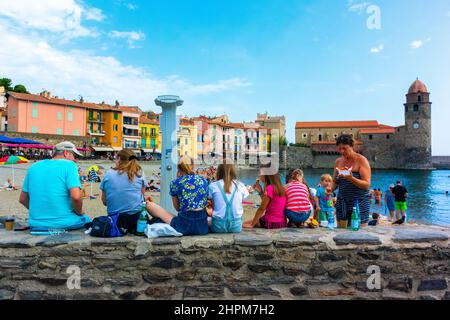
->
<box><xmin>347</xmin><ymin>0</ymin><xmax>371</xmax><ymax>14</ymax></box>
<box><xmin>0</xmin><ymin>0</ymin><xmax>104</xmax><ymax>39</ymax></box>
<box><xmin>109</xmin><ymin>30</ymin><xmax>146</xmax><ymax>48</ymax></box>
<box><xmin>370</xmin><ymin>44</ymin><xmax>384</xmax><ymax>54</ymax></box>
<box><xmin>0</xmin><ymin>22</ymin><xmax>251</xmax><ymax>109</ymax></box>
<box><xmin>126</xmin><ymin>3</ymin><xmax>138</xmax><ymax>10</ymax></box>
<box><xmin>411</xmin><ymin>40</ymin><xmax>423</xmax><ymax>49</ymax></box>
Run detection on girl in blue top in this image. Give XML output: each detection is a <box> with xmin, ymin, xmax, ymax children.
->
<box><xmin>146</xmin><ymin>156</ymin><xmax>209</xmax><ymax>236</ymax></box>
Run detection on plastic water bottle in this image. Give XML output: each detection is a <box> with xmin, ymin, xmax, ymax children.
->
<box><xmin>136</xmin><ymin>202</ymin><xmax>148</xmax><ymax>236</ymax></box>
<box><xmin>327</xmin><ymin>211</ymin><xmax>335</xmax><ymax>230</ymax></box>
<box><xmin>319</xmin><ymin>210</ymin><xmax>328</xmax><ymax>227</ymax></box>
<box><xmin>351</xmin><ymin>206</ymin><xmax>360</xmax><ymax>231</ymax></box>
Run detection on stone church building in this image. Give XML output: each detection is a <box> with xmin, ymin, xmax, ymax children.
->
<box><xmin>293</xmin><ymin>79</ymin><xmax>432</xmax><ymax>169</ymax></box>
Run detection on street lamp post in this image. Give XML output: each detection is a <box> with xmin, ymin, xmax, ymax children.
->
<box><xmin>155</xmin><ymin>95</ymin><xmax>184</xmax><ymax>214</ymax></box>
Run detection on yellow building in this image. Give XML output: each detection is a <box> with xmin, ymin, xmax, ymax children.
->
<box><xmin>178</xmin><ymin>119</ymin><xmax>198</xmax><ymax>159</ymax></box>
<box><xmin>86</xmin><ymin>103</ymin><xmax>122</xmax><ymax>150</ymax></box>
<box><xmin>139</xmin><ymin>116</ymin><xmax>160</xmax><ymax>153</ymax></box>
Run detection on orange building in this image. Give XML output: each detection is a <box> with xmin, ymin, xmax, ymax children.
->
<box><xmin>7</xmin><ymin>91</ymin><xmax>87</xmax><ymax>137</ymax></box>
<box><xmin>86</xmin><ymin>103</ymin><xmax>122</xmax><ymax>149</ymax></box>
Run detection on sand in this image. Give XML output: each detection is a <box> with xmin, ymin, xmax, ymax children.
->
<box><xmin>0</xmin><ymin>160</ymin><xmax>260</xmax><ymax>224</ymax></box>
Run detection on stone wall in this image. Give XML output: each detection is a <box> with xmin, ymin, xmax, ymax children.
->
<box><xmin>0</xmin><ymin>225</ymin><xmax>449</xmax><ymax>300</ymax></box>
<box><xmin>0</xmin><ymin>131</ymin><xmax>88</xmax><ymax>147</ymax></box>
<box><xmin>281</xmin><ymin>146</ymin><xmax>313</xmax><ymax>170</ymax></box>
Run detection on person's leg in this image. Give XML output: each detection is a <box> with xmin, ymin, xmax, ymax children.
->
<box><xmin>146</xmin><ymin>202</ymin><xmax>175</xmax><ymax>224</ymax></box>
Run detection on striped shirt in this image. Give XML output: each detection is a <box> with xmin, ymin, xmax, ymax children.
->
<box><xmin>285</xmin><ymin>181</ymin><xmax>312</xmax><ymax>213</ymax></box>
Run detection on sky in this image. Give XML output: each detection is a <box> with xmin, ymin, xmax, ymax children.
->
<box><xmin>0</xmin><ymin>0</ymin><xmax>449</xmax><ymax>155</ymax></box>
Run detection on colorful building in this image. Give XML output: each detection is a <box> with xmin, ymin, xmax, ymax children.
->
<box><xmin>139</xmin><ymin>115</ymin><xmax>160</xmax><ymax>154</ymax></box>
<box><xmin>86</xmin><ymin>104</ymin><xmax>122</xmax><ymax>150</ymax></box>
<box><xmin>120</xmin><ymin>106</ymin><xmax>141</xmax><ymax>151</ymax></box>
<box><xmin>178</xmin><ymin>118</ymin><xmax>197</xmax><ymax>159</ymax></box>
<box><xmin>6</xmin><ymin>91</ymin><xmax>87</xmax><ymax>137</ymax></box>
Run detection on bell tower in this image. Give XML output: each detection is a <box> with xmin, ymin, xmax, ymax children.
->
<box><xmin>403</xmin><ymin>78</ymin><xmax>432</xmax><ymax>168</ymax></box>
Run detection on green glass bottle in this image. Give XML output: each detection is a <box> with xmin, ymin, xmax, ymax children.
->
<box><xmin>351</xmin><ymin>206</ymin><xmax>360</xmax><ymax>231</ymax></box>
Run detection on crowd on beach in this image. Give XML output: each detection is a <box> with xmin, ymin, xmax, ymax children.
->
<box><xmin>0</xmin><ymin>149</ymin><xmax>53</xmax><ymax>161</ymax></box>
<box><xmin>7</xmin><ymin>134</ymin><xmax>416</xmax><ymax>237</ymax></box>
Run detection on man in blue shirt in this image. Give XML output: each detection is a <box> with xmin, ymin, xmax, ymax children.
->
<box><xmin>19</xmin><ymin>141</ymin><xmax>91</xmax><ymax>231</ymax></box>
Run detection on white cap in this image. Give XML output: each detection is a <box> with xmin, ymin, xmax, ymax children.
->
<box><xmin>54</xmin><ymin>141</ymin><xmax>83</xmax><ymax>157</ymax></box>
<box><xmin>389</xmin><ymin>184</ymin><xmax>395</xmax><ymax>189</ymax></box>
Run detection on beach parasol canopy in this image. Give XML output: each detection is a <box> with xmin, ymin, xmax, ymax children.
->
<box><xmin>0</xmin><ymin>155</ymin><xmax>29</xmax><ymax>186</ymax></box>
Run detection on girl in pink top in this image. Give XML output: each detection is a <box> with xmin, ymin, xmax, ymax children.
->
<box><xmin>243</xmin><ymin>171</ymin><xmax>287</xmax><ymax>229</ymax></box>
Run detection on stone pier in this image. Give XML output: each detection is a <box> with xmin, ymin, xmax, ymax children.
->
<box><xmin>0</xmin><ymin>224</ymin><xmax>449</xmax><ymax>300</ymax></box>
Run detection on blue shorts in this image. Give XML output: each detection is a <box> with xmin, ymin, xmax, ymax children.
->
<box><xmin>211</xmin><ymin>216</ymin><xmax>242</xmax><ymax>234</ymax></box>
<box><xmin>285</xmin><ymin>209</ymin><xmax>311</xmax><ymax>224</ymax></box>
<box><xmin>170</xmin><ymin>209</ymin><xmax>209</xmax><ymax>236</ymax></box>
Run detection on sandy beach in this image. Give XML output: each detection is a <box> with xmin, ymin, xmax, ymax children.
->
<box><xmin>0</xmin><ymin>160</ymin><xmax>260</xmax><ymax>224</ymax></box>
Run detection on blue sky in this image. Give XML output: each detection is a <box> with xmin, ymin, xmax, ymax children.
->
<box><xmin>0</xmin><ymin>0</ymin><xmax>449</xmax><ymax>155</ymax></box>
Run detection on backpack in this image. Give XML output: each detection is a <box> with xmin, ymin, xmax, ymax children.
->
<box><xmin>89</xmin><ymin>214</ymin><xmax>122</xmax><ymax>238</ymax></box>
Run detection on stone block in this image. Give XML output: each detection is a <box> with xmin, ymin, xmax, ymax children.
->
<box><xmin>333</xmin><ymin>232</ymin><xmax>381</xmax><ymax>245</ymax></box>
<box><xmin>234</xmin><ymin>234</ymin><xmax>273</xmax><ymax>246</ymax></box>
<box><xmin>290</xmin><ymin>286</ymin><xmax>309</xmax><ymax>296</ymax></box>
<box><xmin>393</xmin><ymin>230</ymin><xmax>449</xmax><ymax>243</ymax></box>
<box><xmin>191</xmin><ymin>257</ymin><xmax>221</xmax><ymax>268</ymax></box>
<box><xmin>184</xmin><ymin>286</ymin><xmax>224</xmax><ymax>298</ymax></box>
<box><xmin>228</xmin><ymin>286</ymin><xmax>280</xmax><ymax>297</ymax></box>
<box><xmin>387</xmin><ymin>278</ymin><xmax>413</xmax><ymax>293</ymax></box>
<box><xmin>151</xmin><ymin>257</ymin><xmax>185</xmax><ymax>269</ymax></box>
<box><xmin>418</xmin><ymin>279</ymin><xmax>448</xmax><ymax>291</ymax></box>
<box><xmin>145</xmin><ymin>285</ymin><xmax>179</xmax><ymax>298</ymax></box>
<box><xmin>143</xmin><ymin>271</ymin><xmax>172</xmax><ymax>284</ymax></box>
<box><xmin>0</xmin><ymin>289</ymin><xmax>15</xmax><ymax>300</ymax></box>
<box><xmin>151</xmin><ymin>238</ymin><xmax>181</xmax><ymax>246</ymax></box>
<box><xmin>36</xmin><ymin>234</ymin><xmax>83</xmax><ymax>247</ymax></box>
<box><xmin>175</xmin><ymin>271</ymin><xmax>196</xmax><ymax>281</ymax></box>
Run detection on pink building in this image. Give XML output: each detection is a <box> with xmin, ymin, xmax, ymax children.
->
<box><xmin>7</xmin><ymin>91</ymin><xmax>87</xmax><ymax>137</ymax></box>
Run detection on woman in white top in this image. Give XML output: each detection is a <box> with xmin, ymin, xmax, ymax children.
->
<box><xmin>207</xmin><ymin>164</ymin><xmax>249</xmax><ymax>233</ymax></box>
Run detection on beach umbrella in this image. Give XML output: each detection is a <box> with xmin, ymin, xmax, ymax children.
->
<box><xmin>0</xmin><ymin>155</ymin><xmax>29</xmax><ymax>186</ymax></box>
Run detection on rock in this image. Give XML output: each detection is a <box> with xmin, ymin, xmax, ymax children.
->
<box><xmin>145</xmin><ymin>285</ymin><xmax>179</xmax><ymax>298</ymax></box>
<box><xmin>175</xmin><ymin>271</ymin><xmax>196</xmax><ymax>281</ymax></box>
<box><xmin>418</xmin><ymin>279</ymin><xmax>448</xmax><ymax>291</ymax></box>
<box><xmin>283</xmin><ymin>267</ymin><xmax>302</xmax><ymax>276</ymax></box>
<box><xmin>357</xmin><ymin>252</ymin><xmax>380</xmax><ymax>260</ymax></box>
<box><xmin>262</xmin><ymin>276</ymin><xmax>296</xmax><ymax>285</ymax></box>
<box><xmin>119</xmin><ymin>291</ymin><xmax>141</xmax><ymax>300</ymax></box>
<box><xmin>37</xmin><ymin>275</ymin><xmax>68</xmax><ymax>286</ymax></box>
<box><xmin>387</xmin><ymin>278</ymin><xmax>413</xmax><ymax>293</ymax></box>
<box><xmin>0</xmin><ymin>289</ymin><xmax>15</xmax><ymax>300</ymax></box>
<box><xmin>200</xmin><ymin>274</ymin><xmax>223</xmax><ymax>283</ymax></box>
<box><xmin>393</xmin><ymin>230</ymin><xmax>449</xmax><ymax>243</ymax></box>
<box><xmin>80</xmin><ymin>278</ymin><xmax>104</xmax><ymax>288</ymax></box>
<box><xmin>0</xmin><ymin>258</ymin><xmax>35</xmax><ymax>269</ymax></box>
<box><xmin>419</xmin><ymin>295</ymin><xmax>439</xmax><ymax>300</ymax></box>
<box><xmin>133</xmin><ymin>242</ymin><xmax>151</xmax><ymax>257</ymax></box>
<box><xmin>74</xmin><ymin>292</ymin><xmax>114</xmax><ymax>300</ymax></box>
<box><xmin>105</xmin><ymin>277</ymin><xmax>141</xmax><ymax>287</ymax></box>
<box><xmin>248</xmin><ymin>263</ymin><xmax>277</xmax><ymax>273</ymax></box>
<box><xmin>443</xmin><ymin>291</ymin><xmax>450</xmax><ymax>300</ymax></box>
<box><xmin>317</xmin><ymin>252</ymin><xmax>346</xmax><ymax>262</ymax></box>
<box><xmin>0</xmin><ymin>237</ymin><xmax>34</xmax><ymax>248</ymax></box>
<box><xmin>328</xmin><ymin>267</ymin><xmax>346</xmax><ymax>280</ymax></box>
<box><xmin>234</xmin><ymin>234</ymin><xmax>273</xmax><ymax>247</ymax></box>
<box><xmin>143</xmin><ymin>272</ymin><xmax>172</xmax><ymax>284</ymax></box>
<box><xmin>333</xmin><ymin>232</ymin><xmax>381</xmax><ymax>245</ymax></box>
<box><xmin>191</xmin><ymin>257</ymin><xmax>221</xmax><ymax>268</ymax></box>
<box><xmin>228</xmin><ymin>286</ymin><xmax>280</xmax><ymax>297</ymax></box>
<box><xmin>151</xmin><ymin>238</ymin><xmax>181</xmax><ymax>246</ymax></box>
<box><xmin>305</xmin><ymin>263</ymin><xmax>327</xmax><ymax>276</ymax></box>
<box><xmin>150</xmin><ymin>250</ymin><xmax>177</xmax><ymax>257</ymax></box>
<box><xmin>36</xmin><ymin>234</ymin><xmax>83</xmax><ymax>247</ymax></box>
<box><xmin>184</xmin><ymin>286</ymin><xmax>224</xmax><ymax>298</ymax></box>
<box><xmin>290</xmin><ymin>286</ymin><xmax>309</xmax><ymax>296</ymax></box>
<box><xmin>193</xmin><ymin>237</ymin><xmax>232</xmax><ymax>249</ymax></box>
<box><xmin>318</xmin><ymin>288</ymin><xmax>356</xmax><ymax>297</ymax></box>
<box><xmin>253</xmin><ymin>253</ymin><xmax>274</xmax><ymax>261</ymax></box>
<box><xmin>151</xmin><ymin>257</ymin><xmax>184</xmax><ymax>269</ymax></box>
<box><xmin>223</xmin><ymin>260</ymin><xmax>244</xmax><ymax>271</ymax></box>
<box><xmin>275</xmin><ymin>234</ymin><xmax>322</xmax><ymax>247</ymax></box>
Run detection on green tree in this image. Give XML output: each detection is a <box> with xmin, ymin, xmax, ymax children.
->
<box><xmin>0</xmin><ymin>78</ymin><xmax>13</xmax><ymax>91</ymax></box>
<box><xmin>279</xmin><ymin>136</ymin><xmax>288</xmax><ymax>146</ymax></box>
<box><xmin>13</xmin><ymin>84</ymin><xmax>28</xmax><ymax>93</ymax></box>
